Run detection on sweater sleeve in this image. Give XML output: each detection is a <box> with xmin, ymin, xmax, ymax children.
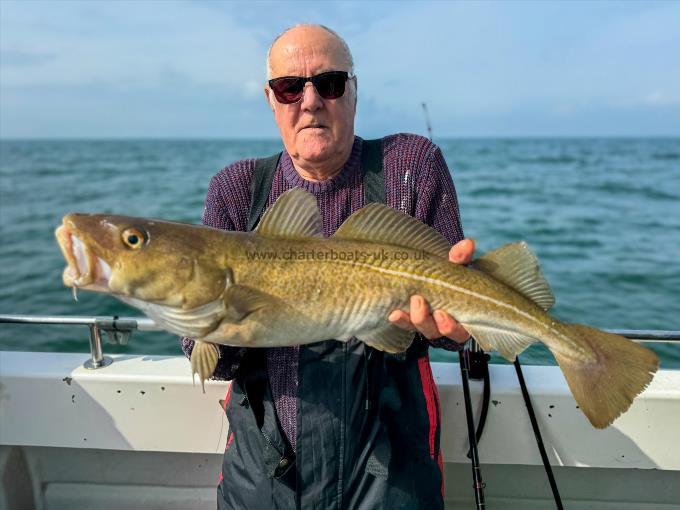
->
<box><xmin>179</xmin><ymin>173</ymin><xmax>248</xmax><ymax>381</ymax></box>
<box><xmin>415</xmin><ymin>144</ymin><xmax>464</xmax><ymax>247</ymax></box>
<box><xmin>415</xmin><ymin>143</ymin><xmax>467</xmax><ymax>352</ymax></box>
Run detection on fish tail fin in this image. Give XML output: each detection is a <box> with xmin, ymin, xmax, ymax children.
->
<box><xmin>190</xmin><ymin>340</ymin><xmax>220</xmax><ymax>393</ymax></box>
<box><xmin>552</xmin><ymin>324</ymin><xmax>658</xmax><ymax>428</ymax></box>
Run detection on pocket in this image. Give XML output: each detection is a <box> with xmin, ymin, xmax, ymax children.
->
<box><xmin>223</xmin><ymin>379</ymin><xmax>247</xmax><ymax>426</ymax></box>
<box><xmin>221</xmin><ymin>383</ymin><xmax>244</xmax><ymax>462</ymax></box>
<box><xmin>229</xmin><ymin>373</ymin><xmax>296</xmax><ymax>484</ymax></box>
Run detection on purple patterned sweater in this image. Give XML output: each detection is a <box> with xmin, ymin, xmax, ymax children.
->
<box><xmin>181</xmin><ymin>134</ymin><xmax>464</xmax><ymax>449</ymax></box>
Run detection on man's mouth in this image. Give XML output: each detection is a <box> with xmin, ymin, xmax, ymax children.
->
<box><xmin>55</xmin><ymin>224</ymin><xmax>112</xmax><ymax>291</ymax></box>
<box><xmin>299</xmin><ymin>123</ymin><xmax>327</xmax><ymax>132</ymax></box>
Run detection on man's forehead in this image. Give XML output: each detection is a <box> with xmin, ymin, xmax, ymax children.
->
<box><xmin>269</xmin><ymin>27</ymin><xmax>348</xmax><ymax>75</ymax></box>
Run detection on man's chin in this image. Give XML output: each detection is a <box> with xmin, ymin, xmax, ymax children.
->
<box><xmin>296</xmin><ymin>137</ymin><xmax>335</xmax><ymax>162</ymax></box>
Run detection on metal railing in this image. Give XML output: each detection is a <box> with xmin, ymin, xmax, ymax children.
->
<box><xmin>1</xmin><ymin>313</ymin><xmax>679</xmax><ymax>370</ymax></box>
<box><xmin>0</xmin><ymin>314</ymin><xmax>161</xmax><ymax>369</ymax></box>
<box><xmin>604</xmin><ymin>329</ymin><xmax>680</xmax><ymax>343</ymax></box>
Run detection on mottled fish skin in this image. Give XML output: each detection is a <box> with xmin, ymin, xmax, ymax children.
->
<box><xmin>56</xmin><ymin>189</ymin><xmax>658</xmax><ymax>428</ymax></box>
<box><xmin>218</xmin><ymin>236</ymin><xmax>555</xmax><ymax>350</ymax></box>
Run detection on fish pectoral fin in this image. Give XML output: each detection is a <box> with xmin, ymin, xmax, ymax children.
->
<box><xmin>190</xmin><ymin>340</ymin><xmax>220</xmax><ymax>393</ymax></box>
<box><xmin>472</xmin><ymin>242</ymin><xmax>555</xmax><ymax>311</ymax></box>
<box><xmin>223</xmin><ymin>284</ymin><xmax>280</xmax><ymax>321</ymax></box>
<box><xmin>333</xmin><ymin>203</ymin><xmax>450</xmax><ymax>258</ymax></box>
<box><xmin>463</xmin><ymin>323</ymin><xmax>535</xmax><ymax>361</ymax></box>
<box><xmin>357</xmin><ymin>325</ymin><xmax>414</xmax><ymax>354</ymax></box>
<box><xmin>119</xmin><ymin>296</ymin><xmax>225</xmax><ymax>338</ymax></box>
<box><xmin>255</xmin><ymin>188</ymin><xmax>323</xmax><ymax>239</ymax></box>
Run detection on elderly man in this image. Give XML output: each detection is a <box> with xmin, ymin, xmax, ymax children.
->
<box><xmin>182</xmin><ymin>24</ymin><xmax>474</xmax><ymax>509</ymax></box>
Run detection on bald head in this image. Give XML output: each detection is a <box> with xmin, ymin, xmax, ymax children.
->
<box><xmin>266</xmin><ymin>24</ymin><xmax>354</xmax><ymax>79</ymax></box>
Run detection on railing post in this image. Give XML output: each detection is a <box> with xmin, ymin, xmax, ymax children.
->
<box><xmin>84</xmin><ymin>323</ymin><xmax>112</xmax><ymax>369</ymax></box>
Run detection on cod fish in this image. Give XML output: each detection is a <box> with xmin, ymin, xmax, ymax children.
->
<box><xmin>55</xmin><ymin>188</ymin><xmax>658</xmax><ymax>428</ymax></box>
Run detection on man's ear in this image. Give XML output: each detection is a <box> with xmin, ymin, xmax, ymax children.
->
<box><xmin>264</xmin><ymin>87</ymin><xmax>275</xmax><ymax>112</ymax></box>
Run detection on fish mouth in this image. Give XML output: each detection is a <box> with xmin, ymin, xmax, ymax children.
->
<box><xmin>55</xmin><ymin>223</ymin><xmax>112</xmax><ymax>292</ymax></box>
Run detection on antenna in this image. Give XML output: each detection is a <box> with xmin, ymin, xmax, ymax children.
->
<box><xmin>421</xmin><ymin>102</ymin><xmax>433</xmax><ymax>141</ymax></box>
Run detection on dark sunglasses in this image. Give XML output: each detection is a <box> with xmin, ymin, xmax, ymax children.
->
<box><xmin>268</xmin><ymin>71</ymin><xmax>352</xmax><ymax>104</ymax></box>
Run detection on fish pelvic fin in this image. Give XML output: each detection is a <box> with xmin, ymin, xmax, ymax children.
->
<box><xmin>256</xmin><ymin>188</ymin><xmax>323</xmax><ymax>239</ymax></box>
<box><xmin>472</xmin><ymin>242</ymin><xmax>555</xmax><ymax>311</ymax></box>
<box><xmin>190</xmin><ymin>340</ymin><xmax>220</xmax><ymax>393</ymax></box>
<box><xmin>333</xmin><ymin>203</ymin><xmax>450</xmax><ymax>259</ymax></box>
<box><xmin>357</xmin><ymin>325</ymin><xmax>414</xmax><ymax>353</ymax></box>
<box><xmin>552</xmin><ymin>324</ymin><xmax>659</xmax><ymax>429</ymax></box>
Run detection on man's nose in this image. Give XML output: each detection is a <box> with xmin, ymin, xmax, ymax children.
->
<box><xmin>300</xmin><ymin>82</ymin><xmax>323</xmax><ymax>111</ymax></box>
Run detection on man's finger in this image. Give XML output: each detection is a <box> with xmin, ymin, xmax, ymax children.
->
<box><xmin>433</xmin><ymin>310</ymin><xmax>470</xmax><ymax>344</ymax></box>
<box><xmin>388</xmin><ymin>310</ymin><xmax>415</xmax><ymax>331</ymax></box>
<box><xmin>409</xmin><ymin>296</ymin><xmax>440</xmax><ymax>340</ymax></box>
<box><xmin>449</xmin><ymin>238</ymin><xmax>475</xmax><ymax>265</ymax></box>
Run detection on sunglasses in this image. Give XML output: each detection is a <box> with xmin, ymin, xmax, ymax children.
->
<box><xmin>268</xmin><ymin>71</ymin><xmax>352</xmax><ymax>104</ymax></box>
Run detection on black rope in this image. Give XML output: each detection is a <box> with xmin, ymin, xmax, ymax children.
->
<box><xmin>514</xmin><ymin>357</ymin><xmax>564</xmax><ymax>509</ymax></box>
<box><xmin>459</xmin><ymin>349</ymin><xmax>486</xmax><ymax>509</ymax></box>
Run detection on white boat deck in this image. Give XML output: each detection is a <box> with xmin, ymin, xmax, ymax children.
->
<box><xmin>1</xmin><ymin>351</ymin><xmax>679</xmax><ymax>509</ymax></box>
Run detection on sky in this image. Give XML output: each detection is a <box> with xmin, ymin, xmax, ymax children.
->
<box><xmin>1</xmin><ymin>0</ymin><xmax>679</xmax><ymax>139</ymax></box>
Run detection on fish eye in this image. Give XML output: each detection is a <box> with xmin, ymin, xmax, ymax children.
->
<box><xmin>121</xmin><ymin>227</ymin><xmax>146</xmax><ymax>249</ymax></box>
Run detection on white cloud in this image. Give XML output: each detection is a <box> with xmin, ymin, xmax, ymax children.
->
<box><xmin>243</xmin><ymin>79</ymin><xmax>263</xmax><ymax>100</ymax></box>
<box><xmin>643</xmin><ymin>91</ymin><xmax>680</xmax><ymax>107</ymax></box>
<box><xmin>0</xmin><ymin>1</ymin><xmax>264</xmax><ymax>88</ymax></box>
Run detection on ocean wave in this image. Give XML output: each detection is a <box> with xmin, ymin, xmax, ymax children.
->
<box><xmin>652</xmin><ymin>153</ymin><xmax>680</xmax><ymax>161</ymax></box>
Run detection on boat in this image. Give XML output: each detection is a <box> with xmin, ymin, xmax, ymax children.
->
<box><xmin>1</xmin><ymin>315</ymin><xmax>679</xmax><ymax>509</ymax></box>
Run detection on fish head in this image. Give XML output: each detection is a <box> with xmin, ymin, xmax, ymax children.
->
<box><xmin>55</xmin><ymin>214</ymin><xmax>229</xmax><ymax>308</ymax></box>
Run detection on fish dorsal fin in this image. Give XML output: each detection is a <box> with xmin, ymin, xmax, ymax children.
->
<box><xmin>333</xmin><ymin>203</ymin><xmax>450</xmax><ymax>258</ymax></box>
<box><xmin>472</xmin><ymin>241</ymin><xmax>555</xmax><ymax>310</ymax></box>
<box><xmin>256</xmin><ymin>188</ymin><xmax>323</xmax><ymax>239</ymax></box>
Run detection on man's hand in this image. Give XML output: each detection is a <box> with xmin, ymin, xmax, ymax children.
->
<box><xmin>388</xmin><ymin>238</ymin><xmax>475</xmax><ymax>344</ymax></box>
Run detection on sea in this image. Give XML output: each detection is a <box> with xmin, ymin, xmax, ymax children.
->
<box><xmin>1</xmin><ymin>137</ymin><xmax>679</xmax><ymax>367</ymax></box>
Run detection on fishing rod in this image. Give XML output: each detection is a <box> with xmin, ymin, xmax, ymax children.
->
<box><xmin>514</xmin><ymin>357</ymin><xmax>564</xmax><ymax>509</ymax></box>
<box><xmin>459</xmin><ymin>345</ymin><xmax>486</xmax><ymax>508</ymax></box>
<box><xmin>421</xmin><ymin>102</ymin><xmax>433</xmax><ymax>141</ymax></box>
<box><xmin>424</xmin><ymin>102</ymin><xmax>487</xmax><ymax>505</ymax></box>
<box><xmin>416</xmin><ymin>108</ymin><xmax>488</xmax><ymax>502</ymax></box>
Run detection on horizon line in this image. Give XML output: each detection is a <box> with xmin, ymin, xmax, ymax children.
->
<box><xmin>1</xmin><ymin>134</ymin><xmax>679</xmax><ymax>142</ymax></box>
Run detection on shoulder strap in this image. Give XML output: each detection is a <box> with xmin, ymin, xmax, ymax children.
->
<box><xmin>361</xmin><ymin>138</ymin><xmax>385</xmax><ymax>205</ymax></box>
<box><xmin>358</xmin><ymin>138</ymin><xmax>387</xmax><ymax>412</ymax></box>
<box><xmin>247</xmin><ymin>152</ymin><xmax>282</xmax><ymax>232</ymax></box>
